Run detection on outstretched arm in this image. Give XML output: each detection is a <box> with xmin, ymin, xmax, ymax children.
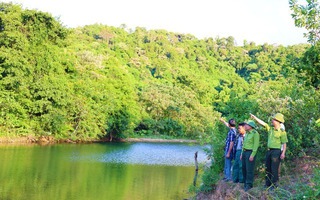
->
<box><xmin>219</xmin><ymin>118</ymin><xmax>229</xmax><ymax>128</ymax></box>
<box><xmin>250</xmin><ymin>113</ymin><xmax>267</xmax><ymax>127</ymax></box>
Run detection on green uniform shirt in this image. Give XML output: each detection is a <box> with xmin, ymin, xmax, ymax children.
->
<box><xmin>265</xmin><ymin>124</ymin><xmax>288</xmax><ymax>149</ymax></box>
<box><xmin>242</xmin><ymin>129</ymin><xmax>260</xmax><ymax>157</ymax></box>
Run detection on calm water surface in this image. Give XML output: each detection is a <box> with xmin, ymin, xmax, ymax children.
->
<box><xmin>0</xmin><ymin>142</ymin><xmax>207</xmax><ymax>200</ymax></box>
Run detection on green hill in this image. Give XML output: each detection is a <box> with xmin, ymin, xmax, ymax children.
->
<box><xmin>1</xmin><ymin>2</ymin><xmax>320</xmax><ymax>199</ymax></box>
<box><xmin>0</xmin><ymin>3</ymin><xmax>319</xmax><ymax>158</ymax></box>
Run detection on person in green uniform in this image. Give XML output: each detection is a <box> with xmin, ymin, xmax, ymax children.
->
<box><xmin>240</xmin><ymin>120</ymin><xmax>260</xmax><ymax>191</ymax></box>
<box><xmin>250</xmin><ymin>113</ymin><xmax>288</xmax><ymax>190</ymax></box>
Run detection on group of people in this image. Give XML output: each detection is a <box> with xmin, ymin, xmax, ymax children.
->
<box><xmin>220</xmin><ymin>113</ymin><xmax>288</xmax><ymax>191</ymax></box>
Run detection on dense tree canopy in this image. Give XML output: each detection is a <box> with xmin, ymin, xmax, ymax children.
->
<box><xmin>0</xmin><ymin>3</ymin><xmax>319</xmax><ymax>158</ymax></box>
<box><xmin>290</xmin><ymin>0</ymin><xmax>320</xmax><ymax>88</ymax></box>
<box><xmin>290</xmin><ymin>0</ymin><xmax>320</xmax><ymax>44</ymax></box>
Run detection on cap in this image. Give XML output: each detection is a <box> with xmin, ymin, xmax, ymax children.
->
<box><xmin>272</xmin><ymin>113</ymin><xmax>285</xmax><ymax>123</ymax></box>
<box><xmin>245</xmin><ymin>120</ymin><xmax>256</xmax><ymax>129</ymax></box>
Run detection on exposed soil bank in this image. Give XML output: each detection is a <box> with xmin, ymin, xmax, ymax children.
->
<box><xmin>0</xmin><ymin>136</ymin><xmax>81</xmax><ymax>145</ymax></box>
<box><xmin>0</xmin><ymin>136</ymin><xmax>197</xmax><ymax>145</ymax></box>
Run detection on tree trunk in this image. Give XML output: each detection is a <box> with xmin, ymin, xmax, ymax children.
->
<box><xmin>193</xmin><ymin>151</ymin><xmax>199</xmax><ymax>186</ymax></box>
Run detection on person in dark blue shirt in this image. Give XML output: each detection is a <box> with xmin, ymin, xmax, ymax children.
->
<box><xmin>220</xmin><ymin>118</ymin><xmax>237</xmax><ymax>181</ymax></box>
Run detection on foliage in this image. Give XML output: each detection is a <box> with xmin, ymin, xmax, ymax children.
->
<box><xmin>289</xmin><ymin>0</ymin><xmax>320</xmax><ymax>88</ymax></box>
<box><xmin>106</xmin><ymin>108</ymin><xmax>131</xmax><ymax>140</ymax></box>
<box><xmin>247</xmin><ymin>80</ymin><xmax>320</xmax><ymax>156</ymax></box>
<box><xmin>198</xmin><ymin>162</ymin><xmax>221</xmax><ymax>192</ymax></box>
<box><xmin>316</xmin><ymin>118</ymin><xmax>320</xmax><ymax>127</ymax></box>
<box><xmin>289</xmin><ymin>0</ymin><xmax>320</xmax><ymax>44</ymax></box>
<box><xmin>0</xmin><ymin>3</ymin><xmax>319</xmax><ymax>157</ymax></box>
<box><xmin>197</xmin><ymin>125</ymin><xmax>225</xmax><ymax>192</ymax></box>
<box><xmin>1</xmin><ymin>3</ymin><xmax>320</xmax><ymax>197</ymax></box>
<box><xmin>291</xmin><ymin>168</ymin><xmax>320</xmax><ymax>199</ymax></box>
<box><xmin>301</xmin><ymin>41</ymin><xmax>320</xmax><ymax>88</ymax></box>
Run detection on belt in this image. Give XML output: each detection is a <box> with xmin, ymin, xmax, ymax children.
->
<box><xmin>243</xmin><ymin>149</ymin><xmax>252</xmax><ymax>151</ymax></box>
<box><xmin>268</xmin><ymin>148</ymin><xmax>281</xmax><ymax>151</ymax></box>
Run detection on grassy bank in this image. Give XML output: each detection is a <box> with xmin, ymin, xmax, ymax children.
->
<box><xmin>192</xmin><ymin>149</ymin><xmax>320</xmax><ymax>200</ymax></box>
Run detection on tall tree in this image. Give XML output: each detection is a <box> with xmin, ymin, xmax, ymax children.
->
<box><xmin>289</xmin><ymin>0</ymin><xmax>320</xmax><ymax>44</ymax></box>
<box><xmin>289</xmin><ymin>0</ymin><xmax>320</xmax><ymax>88</ymax></box>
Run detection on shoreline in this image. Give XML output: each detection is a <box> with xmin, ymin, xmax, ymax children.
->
<box><xmin>121</xmin><ymin>138</ymin><xmax>198</xmax><ymax>143</ymax></box>
<box><xmin>0</xmin><ymin>136</ymin><xmax>198</xmax><ymax>145</ymax></box>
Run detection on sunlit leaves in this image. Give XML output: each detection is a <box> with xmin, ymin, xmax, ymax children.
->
<box><xmin>0</xmin><ymin>2</ymin><xmax>318</xmax><ymax>147</ymax></box>
<box><xmin>289</xmin><ymin>0</ymin><xmax>320</xmax><ymax>44</ymax></box>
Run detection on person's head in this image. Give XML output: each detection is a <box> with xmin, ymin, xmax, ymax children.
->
<box><xmin>272</xmin><ymin>113</ymin><xmax>284</xmax><ymax>128</ymax></box>
<box><xmin>228</xmin><ymin>119</ymin><xmax>236</xmax><ymax>127</ymax></box>
<box><xmin>244</xmin><ymin>120</ymin><xmax>256</xmax><ymax>131</ymax></box>
<box><xmin>238</xmin><ymin>122</ymin><xmax>246</xmax><ymax>135</ymax></box>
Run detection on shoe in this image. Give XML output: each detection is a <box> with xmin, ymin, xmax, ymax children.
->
<box><xmin>244</xmin><ymin>186</ymin><xmax>252</xmax><ymax>192</ymax></box>
<box><xmin>269</xmin><ymin>185</ymin><xmax>278</xmax><ymax>191</ymax></box>
<box><xmin>266</xmin><ymin>186</ymin><xmax>275</xmax><ymax>192</ymax></box>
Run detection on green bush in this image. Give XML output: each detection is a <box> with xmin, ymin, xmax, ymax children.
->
<box><xmin>106</xmin><ymin>108</ymin><xmax>131</xmax><ymax>140</ymax></box>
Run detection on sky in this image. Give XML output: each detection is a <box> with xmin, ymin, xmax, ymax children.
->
<box><xmin>2</xmin><ymin>0</ymin><xmax>308</xmax><ymax>46</ymax></box>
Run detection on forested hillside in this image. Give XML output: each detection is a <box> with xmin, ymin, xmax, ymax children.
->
<box><xmin>0</xmin><ymin>3</ymin><xmax>319</xmax><ymax>157</ymax></box>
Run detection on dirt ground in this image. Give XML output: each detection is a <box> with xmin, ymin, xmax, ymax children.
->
<box><xmin>195</xmin><ymin>152</ymin><xmax>320</xmax><ymax>200</ymax></box>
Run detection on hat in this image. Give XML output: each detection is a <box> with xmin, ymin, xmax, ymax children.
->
<box><xmin>245</xmin><ymin>120</ymin><xmax>256</xmax><ymax>129</ymax></box>
<box><xmin>272</xmin><ymin>113</ymin><xmax>284</xmax><ymax>123</ymax></box>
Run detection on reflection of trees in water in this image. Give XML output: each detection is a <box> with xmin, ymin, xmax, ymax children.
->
<box><xmin>0</xmin><ymin>144</ymin><xmax>197</xmax><ymax>200</ymax></box>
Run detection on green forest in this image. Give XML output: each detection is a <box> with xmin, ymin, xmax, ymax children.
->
<box><xmin>0</xmin><ymin>2</ymin><xmax>319</xmax><ymax>153</ymax></box>
<box><xmin>1</xmin><ymin>1</ymin><xmax>320</xmax><ymax>198</ymax></box>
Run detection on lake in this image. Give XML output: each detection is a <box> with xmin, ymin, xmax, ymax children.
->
<box><xmin>0</xmin><ymin>142</ymin><xmax>208</xmax><ymax>200</ymax></box>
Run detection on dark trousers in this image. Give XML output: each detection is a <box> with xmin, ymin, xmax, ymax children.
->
<box><xmin>265</xmin><ymin>149</ymin><xmax>281</xmax><ymax>187</ymax></box>
<box><xmin>242</xmin><ymin>150</ymin><xmax>255</xmax><ymax>189</ymax></box>
<box><xmin>232</xmin><ymin>150</ymin><xmax>243</xmax><ymax>183</ymax></box>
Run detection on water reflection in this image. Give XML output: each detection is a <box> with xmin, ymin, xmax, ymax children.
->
<box><xmin>0</xmin><ymin>142</ymin><xmax>207</xmax><ymax>200</ymax></box>
<box><xmin>72</xmin><ymin>142</ymin><xmax>207</xmax><ymax>166</ymax></box>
